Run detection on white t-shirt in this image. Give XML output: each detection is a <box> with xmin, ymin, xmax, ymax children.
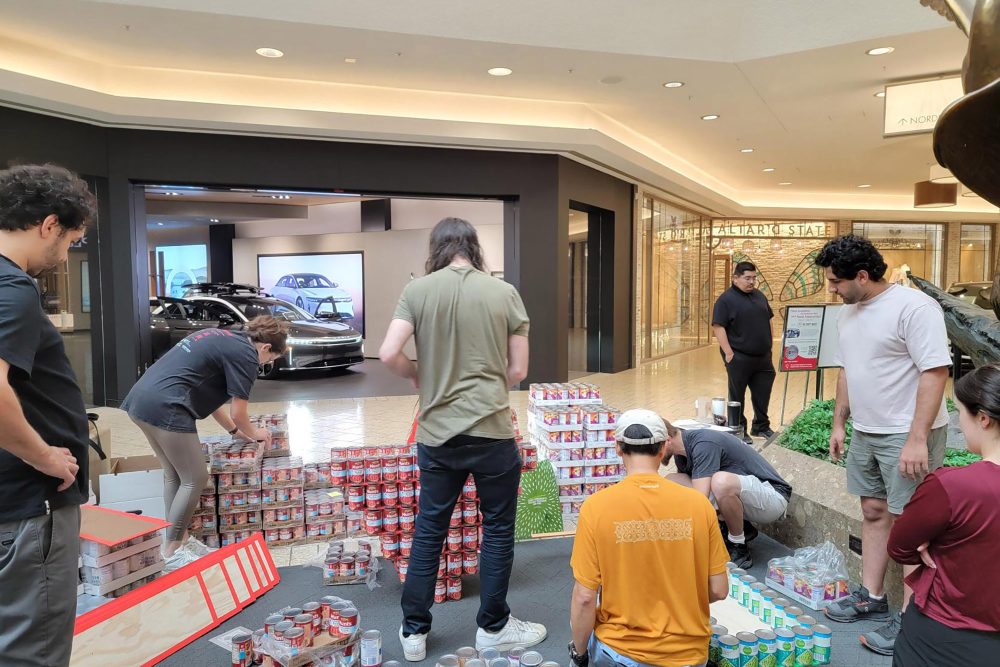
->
<box><xmin>833</xmin><ymin>284</ymin><xmax>951</xmax><ymax>434</ymax></box>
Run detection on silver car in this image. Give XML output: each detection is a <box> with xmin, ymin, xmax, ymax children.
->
<box><xmin>270</xmin><ymin>273</ymin><xmax>355</xmax><ymax>319</ymax></box>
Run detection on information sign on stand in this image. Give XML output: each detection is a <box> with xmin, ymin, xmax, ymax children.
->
<box><xmin>780</xmin><ymin>306</ymin><xmax>826</xmax><ymax>371</ymax></box>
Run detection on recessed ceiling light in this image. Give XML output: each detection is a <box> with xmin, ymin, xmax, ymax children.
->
<box><xmin>256</xmin><ymin>47</ymin><xmax>284</xmax><ymax>58</ymax></box>
<box><xmin>740</xmin><ymin>148</ymin><xmax>754</xmax><ymax>153</ymax></box>
<box><xmin>344</xmin><ymin>58</ymin><xmax>357</xmax><ymax>64</ymax></box>
<box><xmin>866</xmin><ymin>46</ymin><xmax>894</xmax><ymax>56</ymax></box>
<box><xmin>488</xmin><ymin>67</ymin><xmax>513</xmax><ymax>77</ymax></box>
<box><xmin>210</xmin><ymin>218</ymin><xmax>219</xmax><ymax>223</ymax></box>
<box><xmin>701</xmin><ymin>114</ymin><xmax>720</xmax><ymax>121</ymax></box>
<box><xmin>874</xmin><ymin>90</ymin><xmax>886</xmax><ymax>98</ymax></box>
<box><xmin>663</xmin><ymin>81</ymin><xmax>684</xmax><ymax>88</ymax></box>
<box><xmin>156</xmin><ymin>222</ymin><xmax>164</xmax><ymax>226</ymax></box>
<box><xmin>762</xmin><ymin>168</ymin><xmax>775</xmax><ymax>173</ymax></box>
<box><xmin>857</xmin><ymin>184</ymin><xmax>872</xmax><ymax>188</ymax></box>
<box><xmin>270</xmin><ymin>194</ymin><xmax>291</xmax><ymax>200</ymax></box>
<box><xmin>779</xmin><ymin>182</ymin><xmax>792</xmax><ymax>186</ymax></box>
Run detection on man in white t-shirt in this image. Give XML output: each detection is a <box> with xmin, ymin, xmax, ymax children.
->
<box><xmin>814</xmin><ymin>235</ymin><xmax>950</xmax><ymax>658</ymax></box>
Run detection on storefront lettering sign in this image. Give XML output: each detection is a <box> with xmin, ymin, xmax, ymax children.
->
<box><xmin>713</xmin><ymin>221</ymin><xmax>834</xmax><ymax>238</ymax></box>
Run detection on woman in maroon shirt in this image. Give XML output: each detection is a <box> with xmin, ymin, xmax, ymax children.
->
<box><xmin>888</xmin><ymin>363</ymin><xmax>1000</xmax><ymax>666</ymax></box>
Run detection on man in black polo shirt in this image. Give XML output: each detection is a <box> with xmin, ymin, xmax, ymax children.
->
<box><xmin>0</xmin><ymin>164</ymin><xmax>96</xmax><ymax>667</ymax></box>
<box><xmin>712</xmin><ymin>261</ymin><xmax>776</xmax><ymax>442</ymax></box>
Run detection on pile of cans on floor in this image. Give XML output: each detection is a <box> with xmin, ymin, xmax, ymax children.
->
<box><xmin>525</xmin><ymin>383</ymin><xmax>621</xmax><ymax>520</ymax></box>
<box><xmin>231</xmin><ymin>594</ymin><xmax>370</xmax><ymax>667</ymax></box>
<box><xmin>707</xmin><ymin>563</ymin><xmax>833</xmax><ymax>666</ymax></box>
<box><xmin>431</xmin><ymin>644</ymin><xmax>561</xmax><ymax>667</ymax></box>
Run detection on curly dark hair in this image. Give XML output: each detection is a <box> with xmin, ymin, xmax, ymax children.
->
<box><xmin>425</xmin><ymin>217</ymin><xmax>485</xmax><ymax>274</ymax></box>
<box><xmin>814</xmin><ymin>234</ymin><xmax>887</xmax><ymax>281</ymax></box>
<box><xmin>0</xmin><ymin>164</ymin><xmax>97</xmax><ymax>232</ymax></box>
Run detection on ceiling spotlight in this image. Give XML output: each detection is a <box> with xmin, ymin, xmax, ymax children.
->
<box><xmin>165</xmin><ymin>191</ymin><xmax>180</xmax><ymax>196</ymax></box>
<box><xmin>210</xmin><ymin>218</ymin><xmax>220</xmax><ymax>223</ymax></box>
<box><xmin>866</xmin><ymin>46</ymin><xmax>894</xmax><ymax>56</ymax></box>
<box><xmin>857</xmin><ymin>184</ymin><xmax>872</xmax><ymax>188</ymax></box>
<box><xmin>156</xmin><ymin>222</ymin><xmax>164</xmax><ymax>226</ymax></box>
<box><xmin>874</xmin><ymin>90</ymin><xmax>886</xmax><ymax>98</ymax></box>
<box><xmin>256</xmin><ymin>47</ymin><xmax>284</xmax><ymax>58</ymax></box>
<box><xmin>344</xmin><ymin>58</ymin><xmax>357</xmax><ymax>64</ymax></box>
<box><xmin>779</xmin><ymin>182</ymin><xmax>792</xmax><ymax>186</ymax></box>
<box><xmin>270</xmin><ymin>194</ymin><xmax>291</xmax><ymax>200</ymax></box>
<box><xmin>701</xmin><ymin>114</ymin><xmax>720</xmax><ymax>121</ymax></box>
<box><xmin>663</xmin><ymin>81</ymin><xmax>684</xmax><ymax>88</ymax></box>
<box><xmin>488</xmin><ymin>67</ymin><xmax>513</xmax><ymax>76</ymax></box>
<box><xmin>762</xmin><ymin>168</ymin><xmax>775</xmax><ymax>173</ymax></box>
<box><xmin>740</xmin><ymin>148</ymin><xmax>754</xmax><ymax>153</ymax></box>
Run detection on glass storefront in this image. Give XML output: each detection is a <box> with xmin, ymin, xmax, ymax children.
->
<box><xmin>852</xmin><ymin>222</ymin><xmax>944</xmax><ymax>287</ymax></box>
<box><xmin>959</xmin><ymin>224</ymin><xmax>993</xmax><ymax>284</ymax></box>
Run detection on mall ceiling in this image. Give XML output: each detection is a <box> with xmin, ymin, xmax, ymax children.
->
<box><xmin>0</xmin><ymin>0</ymin><xmax>991</xmax><ymax>220</ymax></box>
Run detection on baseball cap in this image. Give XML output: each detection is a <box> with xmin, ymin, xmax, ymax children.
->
<box><xmin>614</xmin><ymin>409</ymin><xmax>668</xmax><ymax>445</ymax></box>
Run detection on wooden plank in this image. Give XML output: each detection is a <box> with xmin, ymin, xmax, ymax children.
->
<box><xmin>80</xmin><ymin>505</ymin><xmax>169</xmax><ymax>546</ymax></box>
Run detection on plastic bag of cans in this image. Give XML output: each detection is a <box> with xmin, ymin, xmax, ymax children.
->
<box><xmin>262</xmin><ymin>457</ymin><xmax>305</xmax><ymax>488</ymax></box>
<box><xmin>218</xmin><ymin>469</ymin><xmax>263</xmax><ymax>492</ymax></box>
<box><xmin>254</xmin><ymin>413</ymin><xmax>290</xmax><ymax>458</ymax></box>
<box><xmin>249</xmin><ymin>595</ymin><xmax>362</xmax><ymax>667</ymax></box>
<box><xmin>304</xmin><ymin>489</ymin><xmax>348</xmax><ymax>542</ymax></box>
<box><xmin>315</xmin><ymin>538</ymin><xmax>382</xmax><ymax>589</ymax></box>
<box><xmin>528</xmin><ymin>382</ymin><xmax>601</xmax><ymax>404</ymax></box>
<box><xmin>262</xmin><ymin>485</ymin><xmax>304</xmax><ymax>508</ymax></box>
<box><xmin>209</xmin><ymin>438</ymin><xmax>264</xmax><ymax>473</ymax></box>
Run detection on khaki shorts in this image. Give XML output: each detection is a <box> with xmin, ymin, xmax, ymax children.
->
<box><xmin>846</xmin><ymin>426</ymin><xmax>947</xmax><ymax>514</ymax></box>
<box><xmin>737</xmin><ymin>475</ymin><xmax>789</xmax><ymax>524</ymax></box>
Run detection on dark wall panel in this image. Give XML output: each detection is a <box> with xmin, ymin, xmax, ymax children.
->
<box><xmin>209</xmin><ymin>224</ymin><xmax>237</xmax><ymax>283</ymax></box>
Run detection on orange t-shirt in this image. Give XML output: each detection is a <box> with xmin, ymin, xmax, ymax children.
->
<box><xmin>571</xmin><ymin>473</ymin><xmax>729</xmax><ymax>667</ymax></box>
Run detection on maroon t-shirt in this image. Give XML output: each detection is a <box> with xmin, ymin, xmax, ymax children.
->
<box><xmin>888</xmin><ymin>461</ymin><xmax>1000</xmax><ymax>632</ymax></box>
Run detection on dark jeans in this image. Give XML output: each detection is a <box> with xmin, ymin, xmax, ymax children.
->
<box><xmin>724</xmin><ymin>350</ymin><xmax>775</xmax><ymax>433</ymax></box>
<box><xmin>401</xmin><ymin>435</ymin><xmax>522</xmax><ymax>636</ymax></box>
<box><xmin>894</xmin><ymin>605</ymin><xmax>1000</xmax><ymax>667</ymax></box>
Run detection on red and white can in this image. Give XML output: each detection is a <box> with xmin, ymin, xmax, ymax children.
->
<box><xmin>365</xmin><ymin>484</ymin><xmax>382</xmax><ymax>509</ymax></box>
<box><xmin>294</xmin><ymin>613</ymin><xmax>314</xmax><ymax>646</ymax></box>
<box><xmin>462</xmin><ymin>478</ymin><xmax>477</xmax><ymax>501</ymax></box>
<box><xmin>447</xmin><ymin>576</ymin><xmax>462</xmax><ymax>601</ymax></box>
<box><xmin>399</xmin><ymin>532</ymin><xmax>413</xmax><ymax>557</ymax></box>
<box><xmin>434</xmin><ymin>579</ymin><xmax>447</xmax><ymax>604</ymax></box>
<box><xmin>462</xmin><ymin>500</ymin><xmax>478</xmax><ymax>525</ymax></box>
<box><xmin>398</xmin><ymin>454</ymin><xmax>415</xmax><ymax>481</ymax></box>
<box><xmin>339</xmin><ymin>607</ymin><xmax>359</xmax><ymax>637</ymax></box>
<box><xmin>347</xmin><ymin>486</ymin><xmax>364</xmax><ymax>511</ymax></box>
<box><xmin>364</xmin><ymin>457</ymin><xmax>382</xmax><ymax>483</ymax></box>
<box><xmin>380</xmin><ymin>532</ymin><xmax>399</xmax><ymax>559</ymax></box>
<box><xmin>382</xmin><ymin>483</ymin><xmax>399</xmax><ymax>507</ymax></box>
<box><xmin>330</xmin><ymin>448</ymin><xmax>348</xmax><ymax>462</ymax></box>
<box><xmin>382</xmin><ymin>457</ymin><xmax>399</xmax><ymax>482</ymax></box>
<box><xmin>339</xmin><ymin>557</ymin><xmax>356</xmax><ymax>578</ymax></box>
<box><xmin>363</xmin><ymin>446</ymin><xmax>379</xmax><ymax>458</ymax></box>
<box><xmin>447</xmin><ymin>528</ymin><xmax>462</xmax><ymax>552</ymax></box>
<box><xmin>446</xmin><ymin>551</ymin><xmax>463</xmax><ymax>577</ymax></box>
<box><xmin>449</xmin><ymin>506</ymin><xmax>463</xmax><ymax>528</ymax></box>
<box><xmin>463</xmin><ymin>550</ymin><xmax>479</xmax><ymax>575</ymax></box>
<box><xmin>437</xmin><ymin>556</ymin><xmax>446</xmax><ymax>579</ymax></box>
<box><xmin>348</xmin><ymin>459</ymin><xmax>365</xmax><ymax>485</ymax></box>
<box><xmin>397</xmin><ymin>557</ymin><xmax>409</xmax><ymax>582</ymax></box>
<box><xmin>356</xmin><ymin>555</ymin><xmax>371</xmax><ymax>577</ymax></box>
<box><xmin>347</xmin><ymin>446</ymin><xmax>364</xmax><ymax>460</ymax></box>
<box><xmin>398</xmin><ymin>482</ymin><xmax>415</xmax><ymax>506</ymax></box>
<box><xmin>521</xmin><ymin>443</ymin><xmax>538</xmax><ymax>470</ymax></box>
<box><xmin>399</xmin><ymin>507</ymin><xmax>415</xmax><ymax>532</ymax></box>
<box><xmin>364</xmin><ymin>509</ymin><xmax>382</xmax><ymax>536</ymax></box>
<box><xmin>462</xmin><ymin>526</ymin><xmax>478</xmax><ymax>550</ymax></box>
<box><xmin>383</xmin><ymin>507</ymin><xmax>400</xmax><ymax>532</ymax></box>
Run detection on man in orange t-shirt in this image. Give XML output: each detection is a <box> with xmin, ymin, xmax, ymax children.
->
<box><xmin>569</xmin><ymin>410</ymin><xmax>730</xmax><ymax>667</ymax></box>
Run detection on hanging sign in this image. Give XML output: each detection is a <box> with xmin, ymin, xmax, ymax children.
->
<box><xmin>883</xmin><ymin>77</ymin><xmax>962</xmax><ymax>136</ymax></box>
<box><xmin>780</xmin><ymin>305</ymin><xmax>826</xmax><ymax>371</ymax></box>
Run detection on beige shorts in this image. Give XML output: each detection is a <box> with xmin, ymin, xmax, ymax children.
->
<box><xmin>737</xmin><ymin>475</ymin><xmax>789</xmax><ymax>524</ymax></box>
<box><xmin>846</xmin><ymin>426</ymin><xmax>947</xmax><ymax>515</ymax></box>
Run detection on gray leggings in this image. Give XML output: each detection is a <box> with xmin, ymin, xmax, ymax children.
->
<box><xmin>132</xmin><ymin>419</ymin><xmax>208</xmax><ymax>542</ymax></box>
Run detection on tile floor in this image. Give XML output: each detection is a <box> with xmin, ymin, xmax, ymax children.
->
<box><xmin>93</xmin><ymin>343</ymin><xmax>839</xmax><ymax>565</ymax></box>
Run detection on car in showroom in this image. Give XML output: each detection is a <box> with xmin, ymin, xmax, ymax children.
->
<box><xmin>149</xmin><ymin>283</ymin><xmax>364</xmax><ymax>378</ymax></box>
<box><xmin>270</xmin><ymin>273</ymin><xmax>355</xmax><ymax>319</ymax></box>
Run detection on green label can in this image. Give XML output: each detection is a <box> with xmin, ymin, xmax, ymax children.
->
<box><xmin>737</xmin><ymin>632</ymin><xmax>759</xmax><ymax>667</ymax></box>
<box><xmin>793</xmin><ymin>626</ymin><xmax>814</xmax><ymax>666</ymax></box>
<box><xmin>812</xmin><ymin>624</ymin><xmax>832</xmax><ymax>665</ymax></box>
<box><xmin>719</xmin><ymin>634</ymin><xmax>740</xmax><ymax>667</ymax></box>
<box><xmin>761</xmin><ymin>589</ymin><xmax>776</xmax><ymax>625</ymax></box>
<box><xmin>774</xmin><ymin>628</ymin><xmax>795</xmax><ymax>667</ymax></box>
<box><xmin>710</xmin><ymin>624</ymin><xmax>727</xmax><ymax>666</ymax></box>
<box><xmin>729</xmin><ymin>570</ymin><xmax>745</xmax><ymax>600</ymax></box>
<box><xmin>750</xmin><ymin>583</ymin><xmax>764</xmax><ymax>618</ymax></box>
<box><xmin>755</xmin><ymin>629</ymin><xmax>777</xmax><ymax>667</ymax></box>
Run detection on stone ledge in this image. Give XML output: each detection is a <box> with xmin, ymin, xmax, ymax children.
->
<box><xmin>761</xmin><ymin>445</ymin><xmax>904</xmax><ymax>606</ymax></box>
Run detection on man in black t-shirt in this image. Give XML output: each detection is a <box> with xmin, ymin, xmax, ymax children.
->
<box><xmin>0</xmin><ymin>165</ymin><xmax>96</xmax><ymax>667</ymax></box>
<box><xmin>662</xmin><ymin>421</ymin><xmax>791</xmax><ymax>568</ymax></box>
<box><xmin>712</xmin><ymin>261</ymin><xmax>776</xmax><ymax>442</ymax></box>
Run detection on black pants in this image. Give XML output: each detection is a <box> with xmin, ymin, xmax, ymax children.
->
<box><xmin>894</xmin><ymin>605</ymin><xmax>1000</xmax><ymax>667</ymax></box>
<box><xmin>401</xmin><ymin>435</ymin><xmax>522</xmax><ymax>636</ymax></box>
<box><xmin>724</xmin><ymin>350</ymin><xmax>775</xmax><ymax>433</ymax></box>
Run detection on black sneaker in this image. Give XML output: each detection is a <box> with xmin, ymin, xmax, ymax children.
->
<box><xmin>751</xmin><ymin>427</ymin><xmax>776</xmax><ymax>438</ymax></box>
<box><xmin>728</xmin><ymin>542</ymin><xmax>752</xmax><ymax>569</ymax></box>
<box><xmin>720</xmin><ymin>520</ymin><xmax>759</xmax><ymax>544</ymax></box>
<box><xmin>824</xmin><ymin>586</ymin><xmax>890</xmax><ymax>623</ymax></box>
<box><xmin>860</xmin><ymin>612</ymin><xmax>902</xmax><ymax>655</ymax></box>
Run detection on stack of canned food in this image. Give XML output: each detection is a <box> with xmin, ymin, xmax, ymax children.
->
<box><xmin>432</xmin><ymin>644</ymin><xmax>560</xmax><ymax>667</ymax></box>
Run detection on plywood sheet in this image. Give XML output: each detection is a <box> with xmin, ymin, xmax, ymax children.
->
<box><xmin>201</xmin><ymin>563</ymin><xmax>238</xmax><ymax>618</ymax></box>
<box><xmin>710</xmin><ymin>596</ymin><xmax>766</xmax><ymax>634</ymax></box>
<box><xmin>80</xmin><ymin>505</ymin><xmax>169</xmax><ymax>546</ymax></box>
<box><xmin>224</xmin><ymin>555</ymin><xmax>251</xmax><ymax>603</ymax></box>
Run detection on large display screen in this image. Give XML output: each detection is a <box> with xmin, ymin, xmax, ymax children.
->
<box><xmin>157</xmin><ymin>244</ymin><xmax>209</xmax><ymax>298</ymax></box>
<box><xmin>257</xmin><ymin>252</ymin><xmax>365</xmax><ymax>335</ymax></box>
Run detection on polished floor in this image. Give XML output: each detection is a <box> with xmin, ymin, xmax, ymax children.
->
<box><xmin>94</xmin><ymin>343</ymin><xmax>834</xmax><ymax>565</ymax></box>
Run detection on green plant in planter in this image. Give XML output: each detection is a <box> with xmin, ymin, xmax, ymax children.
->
<box><xmin>780</xmin><ymin>399</ymin><xmax>982</xmax><ymax>468</ymax></box>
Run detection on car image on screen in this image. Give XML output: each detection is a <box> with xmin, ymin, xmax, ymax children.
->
<box><xmin>271</xmin><ymin>273</ymin><xmax>355</xmax><ymax>319</ymax></box>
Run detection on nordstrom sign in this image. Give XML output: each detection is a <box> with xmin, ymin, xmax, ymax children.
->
<box><xmin>883</xmin><ymin>77</ymin><xmax>963</xmax><ymax>136</ymax></box>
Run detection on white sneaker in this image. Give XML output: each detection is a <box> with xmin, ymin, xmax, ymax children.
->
<box><xmin>185</xmin><ymin>536</ymin><xmax>214</xmax><ymax>556</ymax></box>
<box><xmin>475</xmin><ymin>617</ymin><xmax>547</xmax><ymax>652</ymax></box>
<box><xmin>399</xmin><ymin>626</ymin><xmax>427</xmax><ymax>662</ymax></box>
<box><xmin>161</xmin><ymin>549</ymin><xmax>198</xmax><ymax>574</ymax></box>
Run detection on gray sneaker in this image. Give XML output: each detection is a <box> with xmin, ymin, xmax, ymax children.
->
<box><xmin>824</xmin><ymin>586</ymin><xmax>890</xmax><ymax>623</ymax></box>
<box><xmin>860</xmin><ymin>612</ymin><xmax>902</xmax><ymax>656</ymax></box>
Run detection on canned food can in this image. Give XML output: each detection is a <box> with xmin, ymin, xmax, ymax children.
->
<box><xmin>331</xmin><ymin>448</ymin><xmax>348</xmax><ymax>462</ymax></box>
<box><xmin>447</xmin><ymin>528</ymin><xmax>462</xmax><ymax>552</ymax></box>
<box><xmin>750</xmin><ymin>583</ymin><xmax>764</xmax><ymax>618</ymax></box>
<box><xmin>399</xmin><ymin>482</ymin><xmax>415</xmax><ymax>505</ymax></box>
<box><xmin>736</xmin><ymin>631</ymin><xmax>758</xmax><ymax>667</ymax></box>
<box><xmin>274</xmin><ymin>620</ymin><xmax>294</xmax><ymax>640</ymax></box>
<box><xmin>449</xmin><ymin>506</ymin><xmax>463</xmax><ymax>528</ymax></box>
<box><xmin>264</xmin><ymin>614</ymin><xmax>284</xmax><ymax>637</ymax></box>
<box><xmin>339</xmin><ymin>607</ymin><xmax>359</xmax><ymax>637</ymax></box>
<box><xmin>507</xmin><ymin>646</ymin><xmax>524</xmax><ymax>667</ymax></box>
<box><xmin>339</xmin><ymin>556</ymin><xmax>356</xmax><ymax>577</ymax></box>
<box><xmin>792</xmin><ymin>626</ymin><xmax>813</xmax><ymax>666</ymax></box>
<box><xmin>284</xmin><ymin>627</ymin><xmax>305</xmax><ymax>653</ymax></box>
<box><xmin>294</xmin><ymin>613</ymin><xmax>314</xmax><ymax>646</ymax></box>
<box><xmin>360</xmin><ymin>629</ymin><xmax>383</xmax><ymax>667</ymax></box>
<box><xmin>462</xmin><ymin>477</ymin><xmax>477</xmax><ymax>500</ymax></box>
<box><xmin>400</xmin><ymin>507</ymin><xmax>415</xmax><ymax>532</ymax></box>
<box><xmin>812</xmin><ymin>625</ymin><xmax>832</xmax><ymax>665</ymax></box>
<box><xmin>438</xmin><ymin>555</ymin><xmax>446</xmax><ymax>578</ymax></box>
<box><xmin>382</xmin><ymin>457</ymin><xmax>399</xmax><ymax>482</ymax></box>
<box><xmin>383</xmin><ymin>484</ymin><xmax>399</xmax><ymax>507</ymax></box>
<box><xmin>434</xmin><ymin>579</ymin><xmax>447</xmax><ymax>603</ymax></box>
<box><xmin>231</xmin><ymin>632</ymin><xmax>253</xmax><ymax>666</ymax></box>
<box><xmin>400</xmin><ymin>532</ymin><xmax>413</xmax><ymax>557</ymax></box>
<box><xmin>760</xmin><ymin>589</ymin><xmax>776</xmax><ymax>625</ymax></box>
<box><xmin>797</xmin><ymin>614</ymin><xmax>816</xmax><ymax>629</ymax></box>
<box><xmin>283</xmin><ymin>607</ymin><xmax>302</xmax><ymax>621</ymax></box>
<box><xmin>490</xmin><ymin>659</ymin><xmax>511</xmax><ymax>667</ymax></box>
<box><xmin>463</xmin><ymin>550</ymin><xmax>479</xmax><ymax>575</ymax></box>
<box><xmin>718</xmin><ymin>634</ymin><xmax>740</xmax><ymax>667</ymax></box>
<box><xmin>784</xmin><ymin>606</ymin><xmax>804</xmax><ymax>628</ymax></box>
<box><xmin>517</xmin><ymin>651</ymin><xmax>542</xmax><ymax>667</ymax></box>
<box><xmin>347</xmin><ymin>446</ymin><xmax>363</xmax><ymax>459</ymax></box>
<box><xmin>773</xmin><ymin>628</ymin><xmax>795</xmax><ymax>667</ymax></box>
<box><xmin>710</xmin><ymin>624</ymin><xmax>727</xmax><ymax>666</ymax></box>
<box><xmin>383</xmin><ymin>507</ymin><xmax>400</xmax><ymax>532</ymax></box>
<box><xmin>329</xmin><ymin>602</ymin><xmax>349</xmax><ymax>636</ymax></box>
<box><xmin>729</xmin><ymin>568</ymin><xmax>746</xmax><ymax>599</ymax></box>
<box><xmin>772</xmin><ymin>598</ymin><xmax>790</xmax><ymax>629</ymax></box>
<box><xmin>356</xmin><ymin>555</ymin><xmax>371</xmax><ymax>577</ymax></box>
<box><xmin>462</xmin><ymin>526</ymin><xmax>478</xmax><ymax>550</ymax></box>
<box><xmin>303</xmin><ymin>601</ymin><xmax>321</xmax><ymax>633</ymax></box>
<box><xmin>380</xmin><ymin>533</ymin><xmax>399</xmax><ymax>559</ymax></box>
<box><xmin>755</xmin><ymin>629</ymin><xmax>777</xmax><ymax>667</ymax></box>
<box><xmin>455</xmin><ymin>646</ymin><xmax>478</xmax><ymax>667</ymax></box>
<box><xmin>365</xmin><ymin>484</ymin><xmax>382</xmax><ymax>509</ymax></box>
<box><xmin>739</xmin><ymin>575</ymin><xmax>756</xmax><ymax>608</ymax></box>
<box><xmin>462</xmin><ymin>501</ymin><xmax>478</xmax><ymax>525</ymax></box>
<box><xmin>364</xmin><ymin>509</ymin><xmax>382</xmax><ymax>536</ymax></box>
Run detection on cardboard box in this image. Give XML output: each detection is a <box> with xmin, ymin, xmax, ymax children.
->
<box><xmin>99</xmin><ymin>455</ymin><xmax>167</xmax><ymax>518</ymax></box>
<box><xmin>82</xmin><ymin>562</ymin><xmax>163</xmax><ymax>597</ymax></box>
<box><xmin>82</xmin><ymin>534</ymin><xmax>162</xmax><ymax>568</ymax></box>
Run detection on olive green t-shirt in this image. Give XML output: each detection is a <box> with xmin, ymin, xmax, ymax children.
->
<box><xmin>393</xmin><ymin>265</ymin><xmax>529</xmax><ymax>446</ymax></box>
